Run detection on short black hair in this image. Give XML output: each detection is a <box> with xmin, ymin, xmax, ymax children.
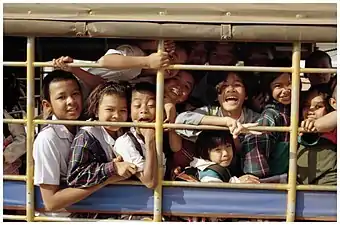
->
<box><xmin>305</xmin><ymin>50</ymin><xmax>332</xmax><ymax>68</ymax></box>
<box><xmin>196</xmin><ymin>130</ymin><xmax>235</xmax><ymax>161</ymax></box>
<box><xmin>42</xmin><ymin>70</ymin><xmax>81</xmax><ymax>102</ymax></box>
<box><xmin>131</xmin><ymin>82</ymin><xmax>156</xmax><ymax>95</ymax></box>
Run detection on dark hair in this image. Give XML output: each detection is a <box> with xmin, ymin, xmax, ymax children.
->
<box><xmin>196</xmin><ymin>130</ymin><xmax>235</xmax><ymax>161</ymax></box>
<box><xmin>305</xmin><ymin>50</ymin><xmax>332</xmax><ymax>68</ymax></box>
<box><xmin>208</xmin><ymin>71</ymin><xmax>250</xmax><ymax>95</ymax></box>
<box><xmin>131</xmin><ymin>82</ymin><xmax>157</xmax><ymax>95</ymax></box>
<box><xmin>261</xmin><ymin>58</ymin><xmax>292</xmax><ymax>96</ymax></box>
<box><xmin>86</xmin><ymin>82</ymin><xmax>130</xmax><ymax>119</ymax></box>
<box><xmin>302</xmin><ymin>83</ymin><xmax>334</xmax><ymax>114</ymax></box>
<box><xmin>42</xmin><ymin>70</ymin><xmax>81</xmax><ymax>102</ymax></box>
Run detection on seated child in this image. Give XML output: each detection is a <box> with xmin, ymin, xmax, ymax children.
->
<box><xmin>114</xmin><ymin>82</ymin><xmax>166</xmax><ymax>189</ymax></box>
<box><xmin>174</xmin><ymin>130</ymin><xmax>259</xmax><ymax>184</ymax></box>
<box><xmin>297</xmin><ymin>84</ymin><xmax>337</xmax><ymax>185</ymax></box>
<box><xmin>193</xmin><ymin>130</ymin><xmax>260</xmax><ymax>184</ymax></box>
<box><xmin>67</xmin><ymin>82</ymin><xmax>137</xmax><ymax>188</ymax></box>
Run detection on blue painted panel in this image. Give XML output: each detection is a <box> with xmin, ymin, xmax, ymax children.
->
<box><xmin>3</xmin><ymin>181</ymin><xmax>337</xmax><ymax>219</ymax></box>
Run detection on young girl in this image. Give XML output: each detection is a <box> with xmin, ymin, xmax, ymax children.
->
<box><xmin>242</xmin><ymin>58</ymin><xmax>292</xmax><ymax>178</ymax></box>
<box><xmin>191</xmin><ymin>130</ymin><xmax>260</xmax><ymax>184</ymax></box>
<box><xmin>297</xmin><ymin>84</ymin><xmax>337</xmax><ymax>185</ymax></box>
<box><xmin>67</xmin><ymin>82</ymin><xmax>137</xmax><ymax>188</ymax></box>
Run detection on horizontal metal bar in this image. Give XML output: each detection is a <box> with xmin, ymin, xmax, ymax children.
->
<box><xmin>33</xmin><ymin>216</ymin><xmax>147</xmax><ymax>222</ymax></box>
<box><xmin>3</xmin><ymin>118</ymin><xmax>320</xmax><ymax>133</ymax></box>
<box><xmin>3</xmin><ymin>119</ymin><xmax>27</xmax><ymax>124</ymax></box>
<box><xmin>3</xmin><ymin>175</ymin><xmax>26</xmax><ymax>181</ymax></box>
<box><xmin>295</xmin><ymin>185</ymin><xmax>336</xmax><ymax>192</ymax></box>
<box><xmin>3</xmin><ymin>61</ymin><xmax>336</xmax><ymax>74</ymax></box>
<box><xmin>3</xmin><ymin>215</ymin><xmax>27</xmax><ymax>221</ymax></box>
<box><xmin>163</xmin><ymin>181</ymin><xmax>288</xmax><ymax>190</ymax></box>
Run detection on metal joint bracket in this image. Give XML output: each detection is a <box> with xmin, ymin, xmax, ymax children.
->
<box><xmin>221</xmin><ymin>24</ymin><xmax>232</xmax><ymax>40</ymax></box>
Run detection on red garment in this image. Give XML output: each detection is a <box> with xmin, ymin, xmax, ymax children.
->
<box><xmin>321</xmin><ymin>129</ymin><xmax>337</xmax><ymax>144</ymax></box>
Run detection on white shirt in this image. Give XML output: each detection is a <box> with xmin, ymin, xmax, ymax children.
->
<box><xmin>33</xmin><ymin>115</ymin><xmax>74</xmax><ymax>186</ymax></box>
<box><xmin>80</xmin><ymin>126</ymin><xmax>116</xmax><ymax>161</ymax></box>
<box><xmin>113</xmin><ymin>127</ymin><xmax>166</xmax><ymax>174</ymax></box>
<box><xmin>76</xmin><ymin>44</ymin><xmax>146</xmax><ymax>82</ymax></box>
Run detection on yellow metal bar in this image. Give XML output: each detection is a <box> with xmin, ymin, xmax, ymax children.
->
<box><xmin>33</xmin><ymin>216</ymin><xmax>148</xmax><ymax>222</ymax></box>
<box><xmin>2</xmin><ymin>118</ymin><xmax>323</xmax><ymax>134</ymax></box>
<box><xmin>3</xmin><ymin>119</ymin><xmax>27</xmax><ymax>124</ymax></box>
<box><xmin>296</xmin><ymin>185</ymin><xmax>337</xmax><ymax>192</ymax></box>
<box><xmin>286</xmin><ymin>42</ymin><xmax>301</xmax><ymax>222</ymax></box>
<box><xmin>3</xmin><ymin>61</ymin><xmax>336</xmax><ymax>74</ymax></box>
<box><xmin>26</xmin><ymin>36</ymin><xmax>35</xmax><ymax>222</ymax></box>
<box><xmin>163</xmin><ymin>181</ymin><xmax>288</xmax><ymax>190</ymax></box>
<box><xmin>3</xmin><ymin>175</ymin><xmax>26</xmax><ymax>181</ymax></box>
<box><xmin>3</xmin><ymin>215</ymin><xmax>27</xmax><ymax>221</ymax></box>
<box><xmin>153</xmin><ymin>40</ymin><xmax>165</xmax><ymax>222</ymax></box>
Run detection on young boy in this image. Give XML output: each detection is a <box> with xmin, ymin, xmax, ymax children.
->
<box><xmin>113</xmin><ymin>82</ymin><xmax>166</xmax><ymax>189</ymax></box>
<box><xmin>33</xmin><ymin>71</ymin><xmax>126</xmax><ymax>215</ymax></box>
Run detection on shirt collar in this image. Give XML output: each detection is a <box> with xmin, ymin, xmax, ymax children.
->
<box><xmin>101</xmin><ymin>126</ymin><xmax>116</xmax><ymax>146</ymax></box>
<box><xmin>49</xmin><ymin>115</ymin><xmax>74</xmax><ymax>142</ymax></box>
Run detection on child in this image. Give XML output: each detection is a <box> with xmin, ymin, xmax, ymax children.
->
<box><xmin>305</xmin><ymin>50</ymin><xmax>333</xmax><ymax>87</ymax></box>
<box><xmin>67</xmin><ymin>82</ymin><xmax>137</xmax><ymax>188</ymax></box>
<box><xmin>192</xmin><ymin>130</ymin><xmax>260</xmax><ymax>184</ymax></box>
<box><xmin>242</xmin><ymin>58</ymin><xmax>292</xmax><ymax>178</ymax></box>
<box><xmin>297</xmin><ymin>84</ymin><xmax>337</xmax><ymax>185</ymax></box>
<box><xmin>33</xmin><ymin>71</ymin><xmax>119</xmax><ymax>214</ymax></box>
<box><xmin>176</xmin><ymin>71</ymin><xmax>260</xmax><ymax>142</ymax></box>
<box><xmin>113</xmin><ymin>82</ymin><xmax>166</xmax><ymax>189</ymax></box>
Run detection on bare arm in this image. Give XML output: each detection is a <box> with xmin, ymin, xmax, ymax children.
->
<box><xmin>164</xmin><ymin>102</ymin><xmax>182</xmax><ymax>152</ymax></box>
<box><xmin>39</xmin><ymin>182</ymin><xmax>106</xmax><ymax>211</ymax></box>
<box><xmin>70</xmin><ymin>67</ymin><xmax>106</xmax><ymax>91</ymax></box>
<box><xmin>135</xmin><ymin>130</ymin><xmax>158</xmax><ymax>189</ymax></box>
<box><xmin>314</xmin><ymin>111</ymin><xmax>337</xmax><ymax>132</ymax></box>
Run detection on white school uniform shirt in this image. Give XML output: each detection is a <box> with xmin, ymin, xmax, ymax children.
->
<box><xmin>74</xmin><ymin>44</ymin><xmax>146</xmax><ymax>82</ymax></box>
<box><xmin>113</xmin><ymin>127</ymin><xmax>166</xmax><ymax>175</ymax></box>
<box><xmin>80</xmin><ymin>126</ymin><xmax>116</xmax><ymax>161</ymax></box>
<box><xmin>33</xmin><ymin>115</ymin><xmax>74</xmax><ymax>217</ymax></box>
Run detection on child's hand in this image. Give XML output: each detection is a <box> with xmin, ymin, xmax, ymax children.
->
<box><xmin>164</xmin><ymin>40</ymin><xmax>176</xmax><ymax>56</ymax></box>
<box><xmin>224</xmin><ymin>117</ymin><xmax>262</xmax><ymax>138</ymax></box>
<box><xmin>147</xmin><ymin>52</ymin><xmax>170</xmax><ymax>69</ymax></box>
<box><xmin>52</xmin><ymin>56</ymin><xmax>74</xmax><ymax>72</ymax></box>
<box><xmin>164</xmin><ymin>101</ymin><xmax>176</xmax><ymax>124</ymax></box>
<box><xmin>112</xmin><ymin>160</ymin><xmax>137</xmax><ymax>179</ymax></box>
<box><xmin>139</xmin><ymin>128</ymin><xmax>156</xmax><ymax>140</ymax></box>
<box><xmin>299</xmin><ymin>119</ymin><xmax>316</xmax><ymax>136</ymax></box>
<box><xmin>239</xmin><ymin>174</ymin><xmax>260</xmax><ymax>184</ymax></box>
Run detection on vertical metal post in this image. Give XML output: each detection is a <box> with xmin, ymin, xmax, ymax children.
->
<box><xmin>26</xmin><ymin>36</ymin><xmax>35</xmax><ymax>222</ymax></box>
<box><xmin>153</xmin><ymin>40</ymin><xmax>165</xmax><ymax>222</ymax></box>
<box><xmin>286</xmin><ymin>41</ymin><xmax>301</xmax><ymax>222</ymax></box>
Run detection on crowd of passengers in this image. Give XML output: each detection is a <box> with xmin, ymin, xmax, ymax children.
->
<box><xmin>3</xmin><ymin>40</ymin><xmax>337</xmax><ymax>219</ymax></box>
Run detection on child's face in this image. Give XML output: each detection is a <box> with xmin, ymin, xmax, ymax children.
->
<box><xmin>97</xmin><ymin>94</ymin><xmax>128</xmax><ymax>132</ymax></box>
<box><xmin>164</xmin><ymin>71</ymin><xmax>194</xmax><ymax>104</ymax></box>
<box><xmin>209</xmin><ymin>144</ymin><xmax>233</xmax><ymax>167</ymax></box>
<box><xmin>45</xmin><ymin>79</ymin><xmax>82</xmax><ymax>120</ymax></box>
<box><xmin>307</xmin><ymin>57</ymin><xmax>332</xmax><ymax>86</ymax></box>
<box><xmin>187</xmin><ymin>42</ymin><xmax>208</xmax><ymax>65</ymax></box>
<box><xmin>131</xmin><ymin>90</ymin><xmax>156</xmax><ymax>123</ymax></box>
<box><xmin>270</xmin><ymin>73</ymin><xmax>291</xmax><ymax>105</ymax></box>
<box><xmin>217</xmin><ymin>72</ymin><xmax>247</xmax><ymax>113</ymax></box>
<box><xmin>302</xmin><ymin>90</ymin><xmax>328</xmax><ymax>120</ymax></box>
